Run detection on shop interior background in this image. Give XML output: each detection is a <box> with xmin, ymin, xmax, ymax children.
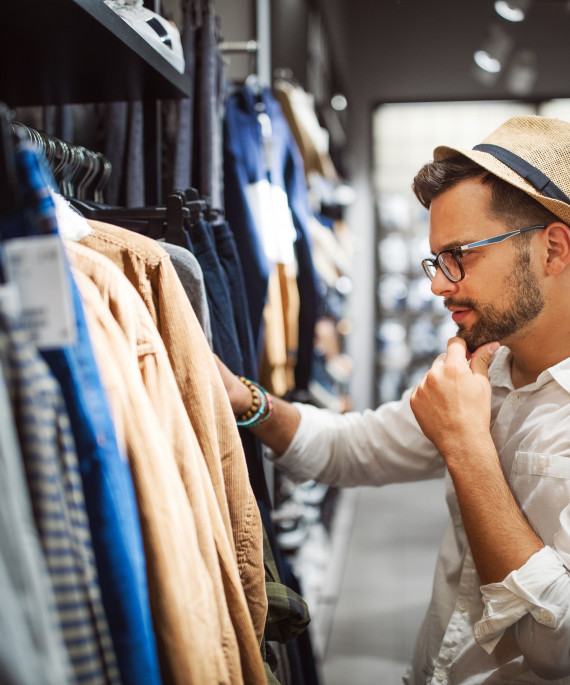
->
<box><xmin>212</xmin><ymin>1</ymin><xmax>570</xmax><ymax>682</ymax></box>
<box><xmin>215</xmin><ymin>0</ymin><xmax>570</xmax><ymax>412</ymax></box>
<box><xmin>4</xmin><ymin>1</ymin><xmax>570</xmax><ymax>684</ymax></box>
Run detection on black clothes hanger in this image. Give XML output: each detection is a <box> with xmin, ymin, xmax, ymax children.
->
<box><xmin>70</xmin><ymin>189</ymin><xmax>207</xmax><ymax>249</ymax></box>
<box><xmin>68</xmin><ymin>193</ymin><xmax>190</xmax><ymax>247</ymax></box>
<box><xmin>12</xmin><ymin>122</ymin><xmax>114</xmax><ymax>206</ymax></box>
<box><xmin>179</xmin><ymin>187</ymin><xmax>208</xmax><ymax>219</ymax></box>
<box><xmin>6</xmin><ymin>121</ymin><xmax>210</xmax><ymax>250</ymax></box>
<box><xmin>0</xmin><ymin>103</ymin><xmax>19</xmax><ymax>212</ymax></box>
<box><xmin>0</xmin><ymin>102</ymin><xmax>20</xmax><ymax>284</ymax></box>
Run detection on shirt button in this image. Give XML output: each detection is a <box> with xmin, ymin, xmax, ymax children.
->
<box><xmin>458</xmin><ymin>599</ymin><xmax>468</xmax><ymax>612</ymax></box>
<box><xmin>537</xmin><ymin>456</ymin><xmax>548</xmax><ymax>473</ymax></box>
<box><xmin>539</xmin><ymin>608</ymin><xmax>551</xmax><ymax>623</ymax></box>
<box><xmin>509</xmin><ymin>393</ymin><xmax>520</xmax><ymax>404</ymax></box>
<box><xmin>435</xmin><ymin>667</ymin><xmax>446</xmax><ymax>682</ymax></box>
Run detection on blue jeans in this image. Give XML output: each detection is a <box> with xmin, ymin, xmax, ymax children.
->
<box><xmin>212</xmin><ymin>219</ymin><xmax>258</xmax><ymax>379</ymax></box>
<box><xmin>186</xmin><ymin>218</ymin><xmax>244</xmax><ymax>374</ymax></box>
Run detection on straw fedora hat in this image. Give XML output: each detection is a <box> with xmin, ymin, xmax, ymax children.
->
<box><xmin>433</xmin><ymin>115</ymin><xmax>570</xmax><ymax>226</ymax></box>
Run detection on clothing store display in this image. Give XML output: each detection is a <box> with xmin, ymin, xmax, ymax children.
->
<box><xmin>70</xmin><ymin>266</ymin><xmax>229</xmax><ymax>685</ymax></box>
<box><xmin>223</xmin><ymin>84</ymin><xmax>319</xmax><ymax>392</ymax></box>
<box><xmin>1</xmin><ymin>141</ymin><xmax>161</xmax><ymax>685</ymax></box>
<box><xmin>66</xmin><ymin>237</ymin><xmax>265</xmax><ymax>683</ymax></box>
<box><xmin>174</xmin><ymin>195</ymin><xmax>317</xmax><ymax>684</ymax></box>
<box><xmin>176</xmin><ymin>191</ymin><xmax>316</xmax><ymax>685</ymax></box>
<box><xmin>161</xmin><ymin>213</ymin><xmax>313</xmax><ymax>684</ymax></box>
<box><xmin>269</xmin><ymin>345</ymin><xmax>570</xmax><ymax>683</ymax></box>
<box><xmin>79</xmin><ymin>219</ymin><xmax>268</xmax><ymax>681</ymax></box>
<box><xmin>1</xmin><ymin>3</ymin><xmax>352</xmax><ymax>683</ymax></box>
<box><xmin>61</xmin><ymin>193</ymin><xmax>314</xmax><ymax>684</ymax></box>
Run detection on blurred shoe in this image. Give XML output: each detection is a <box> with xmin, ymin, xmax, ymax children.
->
<box><xmin>292</xmin><ymin>480</ymin><xmax>329</xmax><ymax>506</ymax></box>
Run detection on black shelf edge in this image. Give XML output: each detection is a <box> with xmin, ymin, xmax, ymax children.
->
<box><xmin>0</xmin><ymin>0</ymin><xmax>191</xmax><ymax>107</ymax></box>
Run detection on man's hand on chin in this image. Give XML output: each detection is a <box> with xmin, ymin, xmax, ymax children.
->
<box><xmin>410</xmin><ymin>337</ymin><xmax>500</xmax><ymax>459</ymax></box>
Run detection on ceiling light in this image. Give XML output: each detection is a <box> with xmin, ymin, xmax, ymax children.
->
<box><xmin>473</xmin><ymin>24</ymin><xmax>513</xmax><ymax>74</ymax></box>
<box><xmin>331</xmin><ymin>94</ymin><xmax>347</xmax><ymax>111</ymax></box>
<box><xmin>494</xmin><ymin>0</ymin><xmax>532</xmax><ymax>22</ymax></box>
<box><xmin>474</xmin><ymin>49</ymin><xmax>502</xmax><ymax>73</ymax></box>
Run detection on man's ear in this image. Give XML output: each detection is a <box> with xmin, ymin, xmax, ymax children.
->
<box><xmin>543</xmin><ymin>222</ymin><xmax>570</xmax><ymax>275</ymax></box>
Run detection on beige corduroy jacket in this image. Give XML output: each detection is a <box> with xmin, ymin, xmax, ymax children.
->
<box><xmin>71</xmin><ymin>267</ymin><xmax>229</xmax><ymax>684</ymax></box>
<box><xmin>75</xmin><ymin>222</ymin><xmax>267</xmax><ymax>683</ymax></box>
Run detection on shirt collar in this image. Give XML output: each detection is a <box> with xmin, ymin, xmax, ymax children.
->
<box><xmin>489</xmin><ymin>346</ymin><xmax>514</xmax><ymax>390</ymax></box>
<box><xmin>489</xmin><ymin>345</ymin><xmax>570</xmax><ymax>395</ymax></box>
<box><xmin>546</xmin><ymin>356</ymin><xmax>570</xmax><ymax>394</ymax></box>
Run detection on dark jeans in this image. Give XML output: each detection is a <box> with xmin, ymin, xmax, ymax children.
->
<box><xmin>212</xmin><ymin>219</ymin><xmax>257</xmax><ymax>379</ymax></box>
<box><xmin>186</xmin><ymin>218</ymin><xmax>244</xmax><ymax>374</ymax></box>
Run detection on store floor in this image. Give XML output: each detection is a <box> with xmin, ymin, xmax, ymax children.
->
<box><xmin>320</xmin><ymin>479</ymin><xmax>448</xmax><ymax>685</ymax></box>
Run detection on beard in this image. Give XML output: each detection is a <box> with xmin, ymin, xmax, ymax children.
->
<box><xmin>444</xmin><ymin>250</ymin><xmax>545</xmax><ymax>353</ymax></box>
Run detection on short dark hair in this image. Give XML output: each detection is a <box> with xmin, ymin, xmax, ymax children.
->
<box><xmin>412</xmin><ymin>154</ymin><xmax>559</xmax><ymax>232</ymax></box>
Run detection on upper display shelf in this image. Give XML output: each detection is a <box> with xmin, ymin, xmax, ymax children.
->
<box><xmin>0</xmin><ymin>0</ymin><xmax>191</xmax><ymax>107</ymax></box>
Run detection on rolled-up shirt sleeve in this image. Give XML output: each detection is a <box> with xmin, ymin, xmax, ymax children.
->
<box><xmin>475</xmin><ymin>540</ymin><xmax>570</xmax><ymax>679</ymax></box>
<box><xmin>266</xmin><ymin>387</ymin><xmax>444</xmax><ymax>488</ymax></box>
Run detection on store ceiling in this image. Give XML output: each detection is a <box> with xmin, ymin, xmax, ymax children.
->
<box><xmin>344</xmin><ymin>0</ymin><xmax>570</xmax><ymax>105</ymax></box>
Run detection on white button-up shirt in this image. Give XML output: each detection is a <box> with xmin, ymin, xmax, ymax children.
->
<box><xmin>268</xmin><ymin>347</ymin><xmax>570</xmax><ymax>683</ymax></box>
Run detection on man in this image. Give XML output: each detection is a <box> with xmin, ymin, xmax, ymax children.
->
<box><xmin>218</xmin><ymin>115</ymin><xmax>570</xmax><ymax>683</ymax></box>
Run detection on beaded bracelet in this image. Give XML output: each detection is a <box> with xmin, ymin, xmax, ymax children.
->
<box><xmin>235</xmin><ymin>376</ymin><xmax>274</xmax><ymax>428</ymax></box>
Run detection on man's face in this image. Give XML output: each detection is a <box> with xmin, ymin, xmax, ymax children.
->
<box><xmin>428</xmin><ymin>179</ymin><xmax>545</xmax><ymax>353</ymax></box>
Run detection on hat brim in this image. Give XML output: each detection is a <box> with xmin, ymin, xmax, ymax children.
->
<box><xmin>434</xmin><ymin>144</ymin><xmax>570</xmax><ymax>226</ymax></box>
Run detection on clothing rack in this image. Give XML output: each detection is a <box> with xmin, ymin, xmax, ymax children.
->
<box><xmin>0</xmin><ymin>104</ymin><xmax>18</xmax><ymax>211</ymax></box>
<box><xmin>10</xmin><ymin>120</ymin><xmax>215</xmax><ymax>251</ymax></box>
<box><xmin>218</xmin><ymin>0</ymin><xmax>270</xmax><ymax>86</ymax></box>
<box><xmin>219</xmin><ymin>40</ymin><xmax>259</xmax><ymax>54</ymax></box>
<box><xmin>12</xmin><ymin>121</ymin><xmax>112</xmax><ymax>204</ymax></box>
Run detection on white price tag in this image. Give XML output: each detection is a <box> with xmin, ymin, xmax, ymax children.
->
<box><xmin>3</xmin><ymin>235</ymin><xmax>77</xmax><ymax>349</ymax></box>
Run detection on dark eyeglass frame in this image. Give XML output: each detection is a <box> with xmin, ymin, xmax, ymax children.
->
<box><xmin>421</xmin><ymin>224</ymin><xmax>547</xmax><ymax>283</ymax></box>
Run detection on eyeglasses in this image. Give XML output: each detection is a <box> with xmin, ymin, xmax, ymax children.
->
<box><xmin>421</xmin><ymin>224</ymin><xmax>546</xmax><ymax>283</ymax></box>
